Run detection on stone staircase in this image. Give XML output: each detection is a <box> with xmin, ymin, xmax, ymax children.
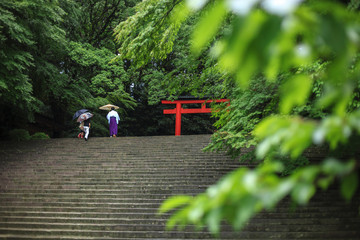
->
<box><xmin>0</xmin><ymin>135</ymin><xmax>359</xmax><ymax>239</ymax></box>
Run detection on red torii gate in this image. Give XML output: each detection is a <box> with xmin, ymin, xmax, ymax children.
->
<box><xmin>162</xmin><ymin>99</ymin><xmax>230</xmax><ymax>136</ymax></box>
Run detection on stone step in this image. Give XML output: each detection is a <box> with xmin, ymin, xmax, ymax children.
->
<box><xmin>1</xmin><ymin>198</ymin><xmax>356</xmax><ymax>208</ymax></box>
<box><xmin>0</xmin><ymin>185</ymin><xmax>211</xmax><ymax>191</ymax></box>
<box><xmin>0</xmin><ymin>208</ymin><xmax>357</xmax><ymax>220</ymax></box>
<box><xmin>0</xmin><ymin>211</ymin><xmax>172</xmax><ymax>219</ymax></box>
<box><xmin>0</xmin><ymin>215</ymin><xmax>358</xmax><ymax>226</ymax></box>
<box><xmin>0</xmin><ymin>181</ymin><xmax>222</xmax><ymax>188</ymax></box>
<box><xmin>0</xmin><ymin>193</ymin><xmax>201</xmax><ymax>200</ymax></box>
<box><xmin>0</xmin><ymin>222</ymin><xmax>217</xmax><ymax>232</ymax></box>
<box><xmin>0</xmin><ymin>228</ymin><xmax>358</xmax><ymax>239</ymax></box>
<box><xmin>0</xmin><ymin>170</ymin><xmax>238</xmax><ymax>176</ymax></box>
<box><xmin>0</xmin><ymin>188</ymin><xmax>209</xmax><ymax>194</ymax></box>
<box><xmin>0</xmin><ymin>220</ymin><xmax>359</xmax><ymax>233</ymax></box>
<box><xmin>0</xmin><ymin>221</ymin><xmax>358</xmax><ymax>238</ymax></box>
<box><xmin>0</xmin><ymin>161</ymin><xmax>239</xmax><ymax>167</ymax></box>
<box><xmin>0</xmin><ymin>205</ymin><xmax>358</xmax><ymax>219</ymax></box>
<box><xmin>0</xmin><ymin>191</ymin><xmax>355</xmax><ymax>203</ymax></box>
<box><xmin>0</xmin><ymin>228</ymin><xmax>224</xmax><ymax>239</ymax></box>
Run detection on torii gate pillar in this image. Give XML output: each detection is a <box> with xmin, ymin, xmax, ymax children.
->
<box><xmin>175</xmin><ymin>102</ymin><xmax>182</xmax><ymax>136</ymax></box>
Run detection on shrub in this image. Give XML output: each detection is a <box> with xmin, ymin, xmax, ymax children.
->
<box><xmin>9</xmin><ymin>129</ymin><xmax>31</xmax><ymax>141</ymax></box>
<box><xmin>31</xmin><ymin>132</ymin><xmax>50</xmax><ymax>140</ymax></box>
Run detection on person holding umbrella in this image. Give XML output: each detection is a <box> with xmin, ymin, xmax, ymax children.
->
<box><xmin>83</xmin><ymin>117</ymin><xmax>91</xmax><ymax>141</ymax></box>
<box><xmin>99</xmin><ymin>104</ymin><xmax>120</xmax><ymax>137</ymax></box>
<box><xmin>76</xmin><ymin>112</ymin><xmax>93</xmax><ymax>141</ymax></box>
<box><xmin>73</xmin><ymin>109</ymin><xmax>88</xmax><ymax>138</ymax></box>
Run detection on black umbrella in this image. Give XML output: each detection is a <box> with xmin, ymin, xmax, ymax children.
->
<box><xmin>72</xmin><ymin>109</ymin><xmax>89</xmax><ymax>120</ymax></box>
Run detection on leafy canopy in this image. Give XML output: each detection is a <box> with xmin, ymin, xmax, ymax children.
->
<box><xmin>0</xmin><ymin>0</ymin><xmax>66</xmax><ymax>118</ymax></box>
<box><xmin>0</xmin><ymin>0</ymin><xmax>141</xmax><ymax>138</ymax></box>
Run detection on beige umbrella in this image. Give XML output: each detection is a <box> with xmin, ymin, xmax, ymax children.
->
<box><xmin>99</xmin><ymin>104</ymin><xmax>119</xmax><ymax>111</ymax></box>
<box><xmin>76</xmin><ymin>112</ymin><xmax>93</xmax><ymax>122</ymax></box>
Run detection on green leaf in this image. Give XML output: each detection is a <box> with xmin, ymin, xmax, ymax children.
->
<box><xmin>292</xmin><ymin>182</ymin><xmax>316</xmax><ymax>205</ymax></box>
<box><xmin>281</xmin><ymin>121</ymin><xmax>315</xmax><ymax>158</ymax></box>
<box><xmin>191</xmin><ymin>0</ymin><xmax>227</xmax><ymax>54</ymax></box>
<box><xmin>171</xmin><ymin>2</ymin><xmax>191</xmax><ymax>24</ymax></box>
<box><xmin>341</xmin><ymin>172</ymin><xmax>358</xmax><ymax>201</ymax></box>
<box><xmin>280</xmin><ymin>74</ymin><xmax>312</xmax><ymax>114</ymax></box>
<box><xmin>0</xmin><ymin>80</ymin><xmax>8</xmax><ymax>90</ymax></box>
<box><xmin>188</xmin><ymin>195</ymin><xmax>207</xmax><ymax>222</ymax></box>
<box><xmin>317</xmin><ymin>176</ymin><xmax>334</xmax><ymax>190</ymax></box>
<box><xmin>166</xmin><ymin>207</ymin><xmax>191</xmax><ymax>230</ymax></box>
<box><xmin>233</xmin><ymin>196</ymin><xmax>257</xmax><ymax>231</ymax></box>
<box><xmin>159</xmin><ymin>195</ymin><xmax>192</xmax><ymax>214</ymax></box>
<box><xmin>322</xmin><ymin>158</ymin><xmax>355</xmax><ymax>176</ymax></box>
<box><xmin>218</xmin><ymin>10</ymin><xmax>267</xmax><ymax>87</ymax></box>
<box><xmin>206</xmin><ymin>207</ymin><xmax>222</xmax><ymax>234</ymax></box>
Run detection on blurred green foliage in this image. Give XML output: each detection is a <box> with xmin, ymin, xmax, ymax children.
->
<box><xmin>160</xmin><ymin>158</ymin><xmax>356</xmax><ymax>233</ymax></box>
<box><xmin>113</xmin><ymin>0</ymin><xmax>360</xmax><ymax>234</ymax></box>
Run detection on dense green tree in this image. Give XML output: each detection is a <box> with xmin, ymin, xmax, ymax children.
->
<box><xmin>0</xmin><ymin>0</ymin><xmax>143</xmax><ymax>138</ymax></box>
<box><xmin>0</xmin><ymin>0</ymin><xmax>68</xmax><ymax>136</ymax></box>
<box><xmin>58</xmin><ymin>0</ymin><xmax>140</xmax><ymax>137</ymax></box>
<box><xmin>72</xmin><ymin>0</ymin><xmax>138</xmax><ymax>48</ymax></box>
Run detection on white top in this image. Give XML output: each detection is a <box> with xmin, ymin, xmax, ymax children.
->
<box><xmin>107</xmin><ymin>110</ymin><xmax>120</xmax><ymax>124</ymax></box>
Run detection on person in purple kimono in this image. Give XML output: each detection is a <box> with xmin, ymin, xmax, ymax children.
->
<box><xmin>106</xmin><ymin>107</ymin><xmax>120</xmax><ymax>137</ymax></box>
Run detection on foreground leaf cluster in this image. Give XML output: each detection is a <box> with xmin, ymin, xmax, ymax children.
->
<box><xmin>113</xmin><ymin>0</ymin><xmax>360</xmax><ymax>234</ymax></box>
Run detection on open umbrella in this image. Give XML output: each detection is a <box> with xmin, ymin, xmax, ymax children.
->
<box><xmin>73</xmin><ymin>109</ymin><xmax>89</xmax><ymax>120</ymax></box>
<box><xmin>77</xmin><ymin>112</ymin><xmax>93</xmax><ymax>122</ymax></box>
<box><xmin>99</xmin><ymin>104</ymin><xmax>119</xmax><ymax>111</ymax></box>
